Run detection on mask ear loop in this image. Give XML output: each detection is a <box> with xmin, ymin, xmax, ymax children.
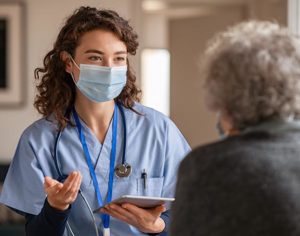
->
<box><xmin>215</xmin><ymin>112</ymin><xmax>226</xmax><ymax>137</ymax></box>
<box><xmin>68</xmin><ymin>55</ymin><xmax>80</xmax><ymax>84</ymax></box>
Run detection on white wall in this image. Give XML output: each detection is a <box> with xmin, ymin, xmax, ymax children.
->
<box><xmin>0</xmin><ymin>0</ymin><xmax>140</xmax><ymax>163</ymax></box>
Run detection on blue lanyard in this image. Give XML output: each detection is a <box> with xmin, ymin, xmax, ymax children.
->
<box><xmin>72</xmin><ymin>104</ymin><xmax>118</xmax><ymax>229</ymax></box>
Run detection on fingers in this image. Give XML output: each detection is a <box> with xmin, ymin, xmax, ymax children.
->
<box><xmin>44</xmin><ymin>177</ymin><xmax>63</xmax><ymax>195</ymax></box>
<box><xmin>102</xmin><ymin>204</ymin><xmax>134</xmax><ymax>223</ymax></box>
<box><xmin>43</xmin><ymin>171</ymin><xmax>82</xmax><ymax>211</ymax></box>
<box><xmin>109</xmin><ymin>204</ymin><xmax>136</xmax><ymax>219</ymax></box>
<box><xmin>120</xmin><ymin>203</ymin><xmax>145</xmax><ymax>216</ymax></box>
<box><xmin>60</xmin><ymin>171</ymin><xmax>82</xmax><ymax>197</ymax></box>
<box><xmin>45</xmin><ymin>182</ymin><xmax>63</xmax><ymax>196</ymax></box>
<box><xmin>150</xmin><ymin>205</ymin><xmax>166</xmax><ymax>217</ymax></box>
<box><xmin>101</xmin><ymin>203</ymin><xmax>166</xmax><ymax>220</ymax></box>
<box><xmin>101</xmin><ymin>203</ymin><xmax>166</xmax><ymax>233</ymax></box>
<box><xmin>44</xmin><ymin>176</ymin><xmax>59</xmax><ymax>188</ymax></box>
<box><xmin>64</xmin><ymin>172</ymin><xmax>82</xmax><ymax>200</ymax></box>
<box><xmin>123</xmin><ymin>204</ymin><xmax>166</xmax><ymax>218</ymax></box>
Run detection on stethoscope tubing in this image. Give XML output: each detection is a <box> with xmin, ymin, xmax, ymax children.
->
<box><xmin>119</xmin><ymin>103</ymin><xmax>126</xmax><ymax>165</ymax></box>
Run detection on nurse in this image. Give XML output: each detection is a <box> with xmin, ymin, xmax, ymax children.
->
<box><xmin>0</xmin><ymin>6</ymin><xmax>190</xmax><ymax>236</ymax></box>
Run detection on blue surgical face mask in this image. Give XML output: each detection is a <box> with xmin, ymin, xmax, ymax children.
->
<box><xmin>216</xmin><ymin>121</ymin><xmax>226</xmax><ymax>139</ymax></box>
<box><xmin>70</xmin><ymin>58</ymin><xmax>127</xmax><ymax>103</ymax></box>
<box><xmin>215</xmin><ymin>113</ymin><xmax>227</xmax><ymax>139</ymax></box>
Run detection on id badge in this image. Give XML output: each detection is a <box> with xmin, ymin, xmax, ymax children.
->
<box><xmin>103</xmin><ymin>227</ymin><xmax>110</xmax><ymax>236</ymax></box>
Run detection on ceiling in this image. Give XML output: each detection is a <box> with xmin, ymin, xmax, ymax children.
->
<box><xmin>142</xmin><ymin>0</ymin><xmax>250</xmax><ymax>18</ymax></box>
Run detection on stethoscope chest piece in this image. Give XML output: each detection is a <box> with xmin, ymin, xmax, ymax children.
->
<box><xmin>115</xmin><ymin>163</ymin><xmax>132</xmax><ymax>177</ymax></box>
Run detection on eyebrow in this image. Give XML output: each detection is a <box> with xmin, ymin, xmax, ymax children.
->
<box><xmin>84</xmin><ymin>49</ymin><xmax>127</xmax><ymax>55</ymax></box>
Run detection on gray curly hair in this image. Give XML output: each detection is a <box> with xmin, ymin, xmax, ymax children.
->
<box><xmin>202</xmin><ymin>20</ymin><xmax>300</xmax><ymax>130</ymax></box>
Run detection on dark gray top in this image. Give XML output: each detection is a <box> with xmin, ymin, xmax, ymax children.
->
<box><xmin>170</xmin><ymin>121</ymin><xmax>300</xmax><ymax>236</ymax></box>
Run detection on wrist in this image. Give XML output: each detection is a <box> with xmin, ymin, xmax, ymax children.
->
<box><xmin>47</xmin><ymin>198</ymin><xmax>69</xmax><ymax>211</ymax></box>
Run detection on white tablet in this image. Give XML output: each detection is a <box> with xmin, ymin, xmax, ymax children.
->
<box><xmin>93</xmin><ymin>195</ymin><xmax>175</xmax><ymax>212</ymax></box>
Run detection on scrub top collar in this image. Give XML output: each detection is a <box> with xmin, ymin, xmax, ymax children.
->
<box><xmin>243</xmin><ymin>119</ymin><xmax>300</xmax><ymax>135</ymax></box>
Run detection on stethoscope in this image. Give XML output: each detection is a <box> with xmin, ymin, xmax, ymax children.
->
<box><xmin>52</xmin><ymin>102</ymin><xmax>131</xmax><ymax>236</ymax></box>
<box><xmin>54</xmin><ymin>102</ymin><xmax>131</xmax><ymax>181</ymax></box>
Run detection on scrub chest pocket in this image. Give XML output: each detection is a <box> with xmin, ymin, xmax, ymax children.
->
<box><xmin>113</xmin><ymin>177</ymin><xmax>164</xmax><ymax>199</ymax></box>
<box><xmin>81</xmin><ymin>176</ymin><xmax>165</xmax><ymax>207</ymax></box>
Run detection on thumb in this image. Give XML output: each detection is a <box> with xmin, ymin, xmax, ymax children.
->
<box><xmin>151</xmin><ymin>205</ymin><xmax>166</xmax><ymax>217</ymax></box>
<box><xmin>44</xmin><ymin>176</ymin><xmax>58</xmax><ymax>188</ymax></box>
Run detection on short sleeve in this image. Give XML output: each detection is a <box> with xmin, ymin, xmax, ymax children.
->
<box><xmin>0</xmin><ymin>131</ymin><xmax>46</xmax><ymax>215</ymax></box>
<box><xmin>162</xmin><ymin>120</ymin><xmax>191</xmax><ymax>199</ymax></box>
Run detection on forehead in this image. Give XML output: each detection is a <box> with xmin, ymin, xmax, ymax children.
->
<box><xmin>76</xmin><ymin>29</ymin><xmax>127</xmax><ymax>53</ymax></box>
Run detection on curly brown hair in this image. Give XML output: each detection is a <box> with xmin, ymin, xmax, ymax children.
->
<box><xmin>34</xmin><ymin>6</ymin><xmax>141</xmax><ymax>129</ymax></box>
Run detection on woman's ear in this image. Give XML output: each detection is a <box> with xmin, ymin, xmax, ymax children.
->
<box><xmin>220</xmin><ymin>113</ymin><xmax>239</xmax><ymax>136</ymax></box>
<box><xmin>60</xmin><ymin>51</ymin><xmax>73</xmax><ymax>73</ymax></box>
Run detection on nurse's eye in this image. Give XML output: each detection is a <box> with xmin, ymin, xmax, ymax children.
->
<box><xmin>115</xmin><ymin>56</ymin><xmax>126</xmax><ymax>62</ymax></box>
<box><xmin>88</xmin><ymin>56</ymin><xmax>103</xmax><ymax>62</ymax></box>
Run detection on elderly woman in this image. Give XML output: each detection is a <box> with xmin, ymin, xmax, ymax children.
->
<box><xmin>170</xmin><ymin>21</ymin><xmax>300</xmax><ymax>236</ymax></box>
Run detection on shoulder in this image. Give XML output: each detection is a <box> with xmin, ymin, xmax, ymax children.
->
<box><xmin>182</xmin><ymin>131</ymin><xmax>270</xmax><ymax>164</ymax></box>
<box><xmin>20</xmin><ymin>116</ymin><xmax>58</xmax><ymax>143</ymax></box>
<box><xmin>125</xmin><ymin>103</ymin><xmax>177</xmax><ymax>131</ymax></box>
<box><xmin>179</xmin><ymin>130</ymin><xmax>296</xmax><ymax>180</ymax></box>
<box><xmin>178</xmin><ymin>135</ymin><xmax>252</xmax><ymax>179</ymax></box>
<box><xmin>132</xmin><ymin>103</ymin><xmax>171</xmax><ymax>122</ymax></box>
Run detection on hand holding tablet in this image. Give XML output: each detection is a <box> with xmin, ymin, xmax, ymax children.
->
<box><xmin>94</xmin><ymin>195</ymin><xmax>175</xmax><ymax>212</ymax></box>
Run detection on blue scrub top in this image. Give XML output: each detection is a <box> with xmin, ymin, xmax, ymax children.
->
<box><xmin>0</xmin><ymin>103</ymin><xmax>190</xmax><ymax>236</ymax></box>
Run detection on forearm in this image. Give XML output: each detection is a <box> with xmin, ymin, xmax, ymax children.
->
<box><xmin>25</xmin><ymin>198</ymin><xmax>70</xmax><ymax>236</ymax></box>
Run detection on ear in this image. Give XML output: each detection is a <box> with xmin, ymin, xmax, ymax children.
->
<box><xmin>220</xmin><ymin>111</ymin><xmax>239</xmax><ymax>136</ymax></box>
<box><xmin>60</xmin><ymin>51</ymin><xmax>73</xmax><ymax>73</ymax></box>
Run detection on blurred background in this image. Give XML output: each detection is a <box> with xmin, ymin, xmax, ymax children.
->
<box><xmin>0</xmin><ymin>0</ymin><xmax>294</xmax><ymax>234</ymax></box>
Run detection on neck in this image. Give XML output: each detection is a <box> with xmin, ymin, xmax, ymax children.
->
<box><xmin>74</xmin><ymin>95</ymin><xmax>115</xmax><ymax>143</ymax></box>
